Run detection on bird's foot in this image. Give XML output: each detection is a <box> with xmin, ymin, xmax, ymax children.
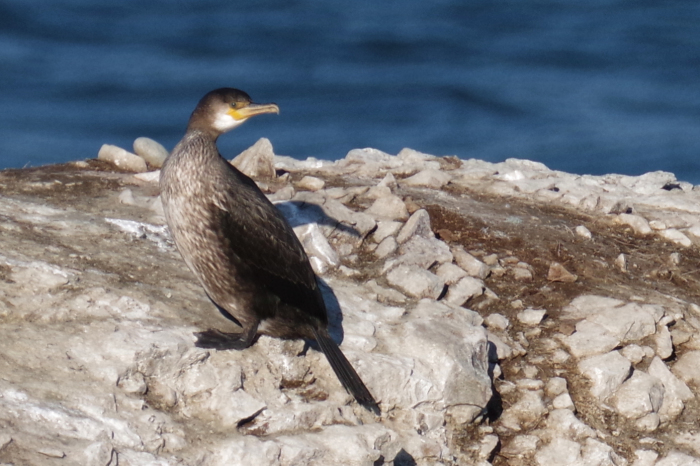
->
<box><xmin>194</xmin><ymin>329</ymin><xmax>252</xmax><ymax>350</ymax></box>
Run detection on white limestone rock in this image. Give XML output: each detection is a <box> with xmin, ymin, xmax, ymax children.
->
<box><xmin>659</xmin><ymin>228</ymin><xmax>693</xmax><ymax>247</ymax></box>
<box><xmin>98</xmin><ymin>144</ymin><xmax>148</xmax><ymax>173</ymax></box>
<box><xmin>655</xmin><ymin>451</ymin><xmax>700</xmax><ymax>466</ymax></box>
<box><xmin>83</xmin><ymin>441</ymin><xmax>117</xmax><ymax>466</ymax></box>
<box><xmin>396</xmin><ymin>147</ymin><xmax>437</xmax><ymax>163</ymax></box>
<box><xmin>231</xmin><ymin>137</ymin><xmax>277</xmax><ymax>180</ymax></box>
<box><xmin>607</xmin><ymin>370</ymin><xmax>665</xmax><ymax>421</ymax></box>
<box><xmin>479</xmin><ymin>434</ymin><xmax>499</xmax><ymax>460</ymax></box>
<box><xmin>484</xmin><ymin>313</ymin><xmax>509</xmax><ymax>331</ymax></box>
<box><xmin>377</xmin><ymin>172</ymin><xmax>398</xmax><ymax>188</ymax></box>
<box><xmin>621</xmin><ymin>344</ymin><xmax>647</xmax><ymax>364</ymax></box>
<box><xmin>372</xmin><ymin>299</ymin><xmax>492</xmax><ymax>412</ymax></box>
<box><xmin>547</xmin><ymin>262</ymin><xmax>578</xmax><ymax>283</ymax></box>
<box><xmin>586</xmin><ymin>302</ymin><xmax>659</xmax><ymax>344</ymax></box>
<box><xmin>372</xmin><ymin>221</ymin><xmax>402</xmax><ymax>243</ymax></box>
<box><xmin>133</xmin><ymin>137</ymin><xmax>168</xmax><ymax>168</ymax></box>
<box><xmin>133</xmin><ymin>169</ymin><xmax>161</xmax><ymax>183</ymax></box>
<box><xmin>435</xmin><ymin>262</ymin><xmax>468</xmax><ymax>285</ymax></box>
<box><xmin>293</xmin><ymin>223</ymin><xmax>340</xmax><ymax>274</ymax></box>
<box><xmin>517</xmin><ymin>308</ymin><xmax>546</xmax><ymax>326</ymax></box>
<box><xmin>561</xmin><ymin>320</ymin><xmax>621</xmax><ymax>358</ymax></box>
<box><xmin>615</xmin><ymin>253</ymin><xmax>628</xmax><ymax>272</ymax></box>
<box><xmin>546</xmin><ymin>377</ymin><xmax>569</xmax><ymax>398</ymax></box>
<box><xmin>560</xmin><ymin>295</ymin><xmax>627</xmax><ymax>320</ymax></box>
<box><xmin>374</xmin><ymin>236</ymin><xmax>398</xmax><ymax>259</ymax></box>
<box><xmin>499</xmin><ymin>389</ymin><xmax>547</xmax><ymax>431</ymax></box>
<box><xmin>444</xmin><ymin>276</ymin><xmax>484</xmax><ymax>306</ymax></box>
<box><xmin>552</xmin><ymin>393</ymin><xmax>575</xmax><ymax>410</ymax></box>
<box><xmin>400</xmin><ymin>169</ymin><xmax>452</xmax><ymax>189</ymax></box>
<box><xmin>542</xmin><ymin>409</ymin><xmax>595</xmax><ymax>442</ymax></box>
<box><xmin>365</xmin><ymin>280</ymin><xmax>407</xmax><ymax>305</ymax></box>
<box><xmin>296</xmin><ymin>175</ymin><xmax>325</xmax><ymax>191</ymax></box>
<box><xmin>647</xmin><ymin>357</ymin><xmax>694</xmax><ymax>422</ymax></box>
<box><xmin>267</xmin><ymin>185</ymin><xmax>295</xmax><ymax>202</ymax></box>
<box><xmin>385</xmin><ymin>265</ymin><xmax>445</xmax><ymax>300</ymax></box>
<box><xmin>672</xmin><ymin>350</ymin><xmax>700</xmax><ymax>388</ymax></box>
<box><xmin>534</xmin><ymin>437</ymin><xmax>582</xmax><ymax>466</ymax></box>
<box><xmin>385</xmin><ymin>237</ymin><xmax>452</xmax><ymax>272</ymax></box>
<box><xmin>614</xmin><ymin>213</ymin><xmax>653</xmax><ymax>235</ymax></box>
<box><xmin>632</xmin><ymin>449</ymin><xmax>659</xmax><ymax>466</ymax></box>
<box><xmin>511</xmin><ymin>266</ymin><xmax>533</xmax><ymax>281</ymax></box>
<box><xmin>655</xmin><ymin>323</ymin><xmax>674</xmax><ymax>359</ymax></box>
<box><xmin>488</xmin><ymin>331</ymin><xmax>514</xmax><ymax>361</ymax></box>
<box><xmin>452</xmin><ymin>246</ymin><xmax>490</xmax><ymax>279</ymax></box>
<box><xmin>365</xmin><ymin>195</ymin><xmax>409</xmax><ymax>221</ymax></box>
<box><xmin>501</xmin><ymin>434</ymin><xmax>540</xmax><ymax>460</ymax></box>
<box><xmin>274</xmin><ymin>155</ymin><xmax>332</xmax><ymax>171</ymax></box>
<box><xmin>575</xmin><ymin>225</ymin><xmax>592</xmax><ymax>239</ymax></box>
<box><xmin>396</xmin><ymin>209</ymin><xmax>433</xmax><ymax>243</ymax></box>
<box><xmin>578</xmin><ymin>351</ymin><xmax>631</xmax><ymax>400</ymax></box>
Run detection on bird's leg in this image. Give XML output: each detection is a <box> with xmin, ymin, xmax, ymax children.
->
<box><xmin>194</xmin><ymin>321</ymin><xmax>259</xmax><ymax>350</ymax></box>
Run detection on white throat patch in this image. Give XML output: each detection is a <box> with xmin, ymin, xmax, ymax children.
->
<box><xmin>212</xmin><ymin>112</ymin><xmax>245</xmax><ymax>133</ymax></box>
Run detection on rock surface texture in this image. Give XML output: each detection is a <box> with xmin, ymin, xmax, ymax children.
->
<box><xmin>1</xmin><ymin>142</ymin><xmax>700</xmax><ymax>464</ymax></box>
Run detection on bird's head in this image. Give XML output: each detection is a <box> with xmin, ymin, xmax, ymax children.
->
<box><xmin>187</xmin><ymin>88</ymin><xmax>279</xmax><ymax>137</ymax></box>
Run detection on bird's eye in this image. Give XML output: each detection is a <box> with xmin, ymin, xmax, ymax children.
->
<box><xmin>230</xmin><ymin>102</ymin><xmax>239</xmax><ymax>109</ymax></box>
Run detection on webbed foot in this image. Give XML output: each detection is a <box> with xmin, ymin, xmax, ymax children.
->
<box><xmin>194</xmin><ymin>321</ymin><xmax>259</xmax><ymax>351</ymax></box>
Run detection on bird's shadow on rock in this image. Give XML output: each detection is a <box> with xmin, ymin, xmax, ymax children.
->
<box><xmin>486</xmin><ymin>341</ymin><xmax>504</xmax><ymax>422</ymax></box>
<box><xmin>318</xmin><ymin>277</ymin><xmax>345</xmax><ymax>344</ymax></box>
<box><xmin>274</xmin><ymin>200</ymin><xmax>368</xmax><ymax>347</ymax></box>
<box><xmin>275</xmin><ymin>200</ymin><xmax>361</xmax><ymax>238</ymax></box>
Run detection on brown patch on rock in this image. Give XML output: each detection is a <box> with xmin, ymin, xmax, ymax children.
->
<box><xmin>547</xmin><ymin>262</ymin><xmax>578</xmax><ymax>283</ymax></box>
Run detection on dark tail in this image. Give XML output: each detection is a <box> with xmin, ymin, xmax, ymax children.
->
<box><xmin>313</xmin><ymin>328</ymin><xmax>380</xmax><ymax>415</ymax></box>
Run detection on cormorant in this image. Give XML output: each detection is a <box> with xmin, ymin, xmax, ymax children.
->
<box><xmin>159</xmin><ymin>88</ymin><xmax>379</xmax><ymax>414</ymax></box>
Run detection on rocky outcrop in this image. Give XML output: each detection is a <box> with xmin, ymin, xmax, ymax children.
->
<box><xmin>2</xmin><ymin>140</ymin><xmax>700</xmax><ymax>464</ymax></box>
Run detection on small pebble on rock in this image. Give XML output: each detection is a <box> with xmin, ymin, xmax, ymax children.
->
<box><xmin>372</xmin><ymin>221</ymin><xmax>403</xmax><ymax>243</ymax></box>
<box><xmin>517</xmin><ymin>308</ymin><xmax>546</xmax><ymax>326</ymax></box>
<box><xmin>231</xmin><ymin>137</ymin><xmax>276</xmax><ymax>180</ymax></box>
<box><xmin>400</xmin><ymin>169</ymin><xmax>452</xmax><ymax>189</ymax></box>
<box><xmin>296</xmin><ymin>175</ymin><xmax>325</xmax><ymax>191</ymax></box>
<box><xmin>365</xmin><ymin>195</ymin><xmax>409</xmax><ymax>221</ymax></box>
<box><xmin>396</xmin><ymin>209</ymin><xmax>433</xmax><ymax>243</ymax></box>
<box><xmin>484</xmin><ymin>313</ymin><xmax>509</xmax><ymax>331</ymax></box>
<box><xmin>98</xmin><ymin>144</ymin><xmax>148</xmax><ymax>173</ymax></box>
<box><xmin>435</xmin><ymin>262</ymin><xmax>468</xmax><ymax>285</ymax></box>
<box><xmin>133</xmin><ymin>137</ymin><xmax>169</xmax><ymax>168</ymax></box>
<box><xmin>552</xmin><ymin>392</ymin><xmax>575</xmax><ymax>410</ymax></box>
<box><xmin>546</xmin><ymin>377</ymin><xmax>569</xmax><ymax>397</ymax></box>
<box><xmin>615</xmin><ymin>253</ymin><xmax>627</xmax><ymax>272</ymax></box>
<box><xmin>578</xmin><ymin>351</ymin><xmax>631</xmax><ymax>400</ymax></box>
<box><xmin>453</xmin><ymin>246</ymin><xmax>490</xmax><ymax>279</ymax></box>
<box><xmin>615</xmin><ymin>213</ymin><xmax>653</xmax><ymax>235</ymax></box>
<box><xmin>659</xmin><ymin>228</ymin><xmax>692</xmax><ymax>247</ymax></box>
<box><xmin>575</xmin><ymin>225</ymin><xmax>592</xmax><ymax>239</ymax></box>
<box><xmin>547</xmin><ymin>262</ymin><xmax>578</xmax><ymax>283</ymax></box>
<box><xmin>385</xmin><ymin>264</ymin><xmax>445</xmax><ymax>299</ymax></box>
<box><xmin>444</xmin><ymin>276</ymin><xmax>484</xmax><ymax>306</ymax></box>
<box><xmin>482</xmin><ymin>253</ymin><xmax>499</xmax><ymax>266</ymax></box>
<box><xmin>511</xmin><ymin>267</ymin><xmax>533</xmax><ymax>281</ymax></box>
<box><xmin>374</xmin><ymin>236</ymin><xmax>397</xmax><ymax>259</ymax></box>
<box><xmin>621</xmin><ymin>344</ymin><xmax>646</xmax><ymax>364</ymax></box>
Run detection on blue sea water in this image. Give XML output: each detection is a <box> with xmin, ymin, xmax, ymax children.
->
<box><xmin>1</xmin><ymin>1</ymin><xmax>700</xmax><ymax>182</ymax></box>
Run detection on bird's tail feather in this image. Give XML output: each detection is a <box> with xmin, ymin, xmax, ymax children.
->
<box><xmin>313</xmin><ymin>328</ymin><xmax>380</xmax><ymax>415</ymax></box>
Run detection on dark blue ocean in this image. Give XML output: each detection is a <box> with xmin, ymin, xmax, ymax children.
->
<box><xmin>2</xmin><ymin>1</ymin><xmax>700</xmax><ymax>182</ymax></box>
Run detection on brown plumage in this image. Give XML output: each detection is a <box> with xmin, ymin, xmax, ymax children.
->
<box><xmin>159</xmin><ymin>88</ymin><xmax>379</xmax><ymax>414</ymax></box>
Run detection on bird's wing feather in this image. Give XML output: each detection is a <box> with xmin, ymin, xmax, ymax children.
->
<box><xmin>211</xmin><ymin>164</ymin><xmax>326</xmax><ymax>318</ymax></box>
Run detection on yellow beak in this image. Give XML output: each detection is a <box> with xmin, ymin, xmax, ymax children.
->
<box><xmin>228</xmin><ymin>103</ymin><xmax>280</xmax><ymax>121</ymax></box>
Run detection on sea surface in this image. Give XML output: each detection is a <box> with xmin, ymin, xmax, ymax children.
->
<box><xmin>2</xmin><ymin>1</ymin><xmax>700</xmax><ymax>182</ymax></box>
